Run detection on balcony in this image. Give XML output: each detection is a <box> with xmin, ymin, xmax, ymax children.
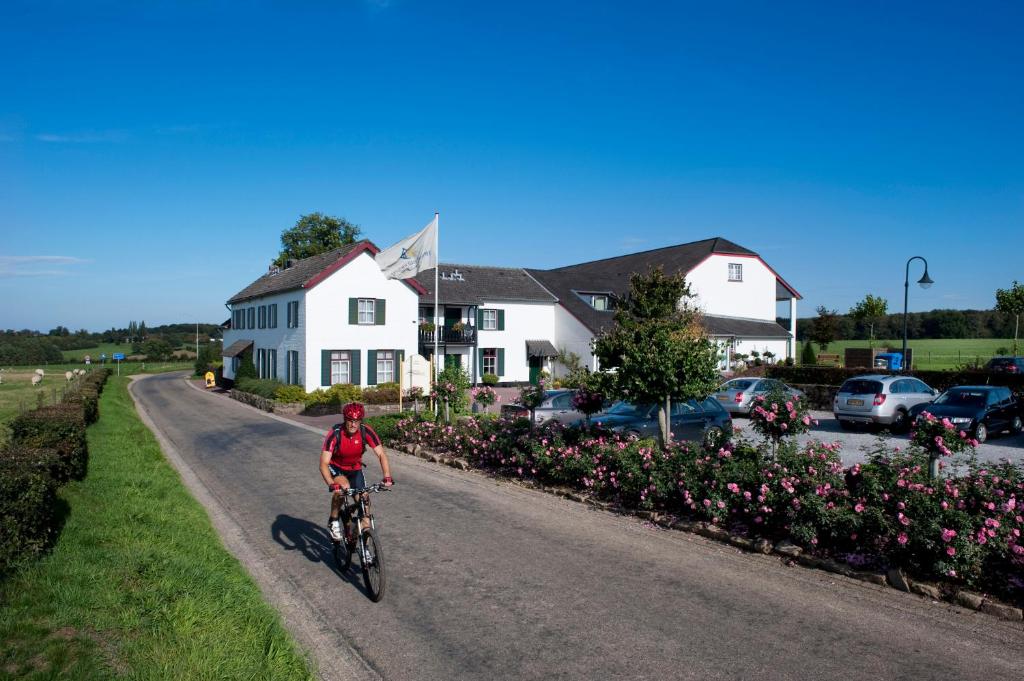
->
<box><xmin>419</xmin><ymin>327</ymin><xmax>477</xmax><ymax>346</ymax></box>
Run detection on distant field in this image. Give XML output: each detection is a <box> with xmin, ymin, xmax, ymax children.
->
<box><xmin>819</xmin><ymin>338</ymin><xmax>1017</xmax><ymax>370</ymax></box>
<box><xmin>60</xmin><ymin>342</ymin><xmax>132</xmax><ymax>362</ymax></box>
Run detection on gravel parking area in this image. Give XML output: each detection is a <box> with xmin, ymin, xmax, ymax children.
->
<box><xmin>731</xmin><ymin>410</ymin><xmax>1024</xmax><ymax>468</ymax></box>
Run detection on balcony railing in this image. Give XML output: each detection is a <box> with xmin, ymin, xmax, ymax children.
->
<box><xmin>419</xmin><ymin>327</ymin><xmax>477</xmax><ymax>345</ymax></box>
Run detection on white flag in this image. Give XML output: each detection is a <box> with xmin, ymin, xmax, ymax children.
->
<box><xmin>375</xmin><ymin>215</ymin><xmax>438</xmax><ymax>279</ymax></box>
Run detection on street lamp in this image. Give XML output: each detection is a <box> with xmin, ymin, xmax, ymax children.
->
<box><xmin>901</xmin><ymin>256</ymin><xmax>933</xmax><ymax>372</ymax></box>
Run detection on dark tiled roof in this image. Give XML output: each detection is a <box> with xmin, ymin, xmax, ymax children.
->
<box><xmin>526</xmin><ymin>340</ymin><xmax>558</xmax><ymax>358</ymax></box>
<box><xmin>227</xmin><ymin>241</ymin><xmax>372</xmax><ymax>304</ymax></box>
<box><xmin>413</xmin><ymin>264</ymin><xmax>557</xmax><ymax>305</ymax></box>
<box><xmin>702</xmin><ymin>315</ymin><xmax>792</xmax><ymax>339</ymax></box>
<box><xmin>223</xmin><ymin>339</ymin><xmax>253</xmax><ymax>357</ymax></box>
<box><xmin>527</xmin><ymin>237</ymin><xmax>760</xmax><ymax>333</ymax></box>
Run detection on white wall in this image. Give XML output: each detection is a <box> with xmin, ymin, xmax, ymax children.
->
<box><xmin>687</xmin><ymin>254</ymin><xmax>777</xmax><ymax>321</ymax></box>
<box><xmin>305</xmin><ymin>251</ymin><xmax>419</xmax><ymax>389</ymax></box>
<box><xmin>222</xmin><ymin>290</ymin><xmax>305</xmax><ymax>381</ymax></box>
<box><xmin>474</xmin><ymin>300</ymin><xmax>556</xmax><ymax>383</ymax></box>
<box><xmin>552</xmin><ymin>306</ymin><xmax>599</xmax><ymax>375</ymax></box>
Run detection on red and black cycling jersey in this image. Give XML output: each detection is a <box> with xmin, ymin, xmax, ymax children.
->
<box><xmin>322</xmin><ymin>424</ymin><xmax>381</xmax><ymax>471</ymax></box>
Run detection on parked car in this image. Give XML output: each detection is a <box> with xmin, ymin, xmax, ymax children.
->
<box><xmin>985</xmin><ymin>356</ymin><xmax>1024</xmax><ymax>374</ymax></box>
<box><xmin>499</xmin><ymin>389</ymin><xmax>587</xmax><ymax>426</ymax></box>
<box><xmin>593</xmin><ymin>398</ymin><xmax>733</xmax><ymax>449</ymax></box>
<box><xmin>833</xmin><ymin>374</ymin><xmax>936</xmax><ymax>432</ymax></box>
<box><xmin>909</xmin><ymin>386</ymin><xmax>1022</xmax><ymax>443</ymax></box>
<box><xmin>711</xmin><ymin>378</ymin><xmax>805</xmax><ymax>416</ymax></box>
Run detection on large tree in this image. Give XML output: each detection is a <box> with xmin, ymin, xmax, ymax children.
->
<box><xmin>848</xmin><ymin>294</ymin><xmax>888</xmax><ymax>346</ymax></box>
<box><xmin>275</xmin><ymin>213</ymin><xmax>362</xmax><ymax>266</ymax></box>
<box><xmin>995</xmin><ymin>280</ymin><xmax>1024</xmax><ymax>355</ymax></box>
<box><xmin>809</xmin><ymin>306</ymin><xmax>839</xmax><ymax>351</ymax></box>
<box><xmin>593</xmin><ymin>267</ymin><xmax>720</xmax><ymax>449</ymax></box>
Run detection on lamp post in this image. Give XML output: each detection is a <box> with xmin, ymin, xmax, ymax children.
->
<box><xmin>901</xmin><ymin>256</ymin><xmax>933</xmax><ymax>373</ymax></box>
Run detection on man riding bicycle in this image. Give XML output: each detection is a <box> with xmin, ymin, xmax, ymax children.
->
<box><xmin>320</xmin><ymin>402</ymin><xmax>393</xmax><ymax>544</ymax></box>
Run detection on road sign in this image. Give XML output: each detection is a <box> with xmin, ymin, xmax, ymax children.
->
<box><xmin>113</xmin><ymin>353</ymin><xmax>125</xmax><ymax>361</ymax></box>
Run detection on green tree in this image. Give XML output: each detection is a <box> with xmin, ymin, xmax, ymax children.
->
<box><xmin>593</xmin><ymin>267</ymin><xmax>720</xmax><ymax>449</ymax></box>
<box><xmin>275</xmin><ymin>213</ymin><xmax>362</xmax><ymax>266</ymax></box>
<box><xmin>995</xmin><ymin>280</ymin><xmax>1024</xmax><ymax>355</ymax></box>
<box><xmin>800</xmin><ymin>339</ymin><xmax>817</xmax><ymax>365</ymax></box>
<box><xmin>848</xmin><ymin>294</ymin><xmax>888</xmax><ymax>346</ymax></box>
<box><xmin>138</xmin><ymin>320</ymin><xmax>148</xmax><ymax>340</ymax></box>
<box><xmin>809</xmin><ymin>306</ymin><xmax>839</xmax><ymax>351</ymax></box>
<box><xmin>140</xmin><ymin>338</ymin><xmax>172</xmax><ymax>360</ymax></box>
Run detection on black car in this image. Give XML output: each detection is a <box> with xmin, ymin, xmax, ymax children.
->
<box><xmin>910</xmin><ymin>386</ymin><xmax>1022</xmax><ymax>443</ymax></box>
<box><xmin>985</xmin><ymin>356</ymin><xmax>1024</xmax><ymax>374</ymax></box>
<box><xmin>593</xmin><ymin>398</ymin><xmax>733</xmax><ymax>449</ymax></box>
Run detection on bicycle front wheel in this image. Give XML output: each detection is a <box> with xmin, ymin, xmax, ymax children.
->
<box><xmin>359</xmin><ymin>529</ymin><xmax>386</xmax><ymax>602</ymax></box>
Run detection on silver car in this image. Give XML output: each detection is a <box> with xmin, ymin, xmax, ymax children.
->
<box><xmin>833</xmin><ymin>374</ymin><xmax>937</xmax><ymax>432</ymax></box>
<box><xmin>712</xmin><ymin>378</ymin><xmax>805</xmax><ymax>416</ymax></box>
<box><xmin>499</xmin><ymin>389</ymin><xmax>587</xmax><ymax>425</ymax></box>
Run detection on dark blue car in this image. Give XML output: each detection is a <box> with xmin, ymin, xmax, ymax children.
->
<box><xmin>593</xmin><ymin>398</ymin><xmax>733</xmax><ymax>449</ymax></box>
<box><xmin>910</xmin><ymin>386</ymin><xmax>1022</xmax><ymax>443</ymax></box>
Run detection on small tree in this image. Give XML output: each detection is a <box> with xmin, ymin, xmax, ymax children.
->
<box><xmin>809</xmin><ymin>306</ymin><xmax>839</xmax><ymax>351</ymax></box>
<box><xmin>593</xmin><ymin>267</ymin><xmax>720</xmax><ymax>449</ymax></box>
<box><xmin>995</xmin><ymin>280</ymin><xmax>1024</xmax><ymax>355</ymax></box>
<box><xmin>849</xmin><ymin>294</ymin><xmax>888</xmax><ymax>346</ymax></box>
<box><xmin>800</xmin><ymin>339</ymin><xmax>817</xmax><ymax>365</ymax></box>
<box><xmin>234</xmin><ymin>355</ymin><xmax>258</xmax><ymax>381</ymax></box>
<box><xmin>275</xmin><ymin>213</ymin><xmax>362</xmax><ymax>266</ymax></box>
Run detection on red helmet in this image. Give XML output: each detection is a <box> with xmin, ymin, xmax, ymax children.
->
<box><xmin>342</xmin><ymin>402</ymin><xmax>365</xmax><ymax>421</ymax></box>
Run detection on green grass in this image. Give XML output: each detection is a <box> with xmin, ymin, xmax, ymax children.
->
<box><xmin>0</xmin><ymin>377</ymin><xmax>316</xmax><ymax>680</ymax></box>
<box><xmin>60</xmin><ymin>342</ymin><xmax>127</xmax><ymax>363</ymax></box>
<box><xmin>820</xmin><ymin>338</ymin><xmax>1017</xmax><ymax>370</ymax></box>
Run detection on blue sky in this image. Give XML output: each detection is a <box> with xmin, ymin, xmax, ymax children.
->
<box><xmin>1</xmin><ymin>1</ymin><xmax>1021</xmax><ymax>331</ymax></box>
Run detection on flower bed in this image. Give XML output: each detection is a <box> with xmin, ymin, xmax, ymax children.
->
<box><xmin>391</xmin><ymin>415</ymin><xmax>1024</xmax><ymax>606</ymax></box>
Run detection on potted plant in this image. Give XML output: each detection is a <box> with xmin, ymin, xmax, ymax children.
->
<box><xmin>451</xmin><ymin>321</ymin><xmax>465</xmax><ymax>333</ymax></box>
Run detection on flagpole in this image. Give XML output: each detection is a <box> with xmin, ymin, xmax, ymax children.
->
<box><xmin>433</xmin><ymin>211</ymin><xmax>440</xmax><ymax>380</ymax></box>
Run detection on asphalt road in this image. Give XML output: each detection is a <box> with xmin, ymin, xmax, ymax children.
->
<box><xmin>131</xmin><ymin>373</ymin><xmax>1024</xmax><ymax>681</ymax></box>
<box><xmin>732</xmin><ymin>411</ymin><xmax>1024</xmax><ymax>467</ymax></box>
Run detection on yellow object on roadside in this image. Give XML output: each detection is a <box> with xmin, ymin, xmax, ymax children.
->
<box><xmin>205</xmin><ymin>371</ymin><xmax>216</xmax><ymax>388</ymax></box>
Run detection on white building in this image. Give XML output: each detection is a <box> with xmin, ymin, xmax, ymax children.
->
<box><xmin>221</xmin><ymin>236</ymin><xmax>799</xmax><ymax>390</ymax></box>
<box><xmin>221</xmin><ymin>241</ymin><xmax>424</xmax><ymax>389</ymax></box>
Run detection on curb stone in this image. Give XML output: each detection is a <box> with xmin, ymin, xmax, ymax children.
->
<box><xmin>956</xmin><ymin>591</ymin><xmax>984</xmax><ymax>610</ymax></box>
<box><xmin>980</xmin><ymin>600</ymin><xmax>1023</xmax><ymax>622</ymax></box>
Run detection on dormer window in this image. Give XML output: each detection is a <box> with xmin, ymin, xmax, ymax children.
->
<box><xmin>575</xmin><ymin>291</ymin><xmax>611</xmax><ymax>310</ymax></box>
<box><xmin>728</xmin><ymin>263</ymin><xmax>743</xmax><ymax>282</ymax></box>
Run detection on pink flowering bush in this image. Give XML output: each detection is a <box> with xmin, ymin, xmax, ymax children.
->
<box><xmin>911</xmin><ymin>410</ymin><xmax>978</xmax><ymax>458</ymax></box>
<box><xmin>471</xmin><ymin>385</ymin><xmax>499</xmax><ymax>410</ymax></box>
<box><xmin>748</xmin><ymin>390</ymin><xmax>816</xmax><ymax>443</ymax></box>
<box><xmin>571</xmin><ymin>386</ymin><xmax>605</xmax><ymax>423</ymax></box>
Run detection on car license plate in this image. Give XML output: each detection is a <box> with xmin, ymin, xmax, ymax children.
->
<box><xmin>847</xmin><ymin>399</ymin><xmax>864</xmax><ymax>406</ymax></box>
<box><xmin>717</xmin><ymin>395</ymin><xmax>730</xmax><ymax>402</ymax></box>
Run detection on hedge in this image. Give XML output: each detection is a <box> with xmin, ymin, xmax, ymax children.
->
<box><xmin>767</xmin><ymin>366</ymin><xmax>1024</xmax><ymax>393</ymax></box>
<box><xmin>0</xmin><ymin>448</ymin><xmax>60</xmax><ymax>575</ymax></box>
<box><xmin>8</xmin><ymin>406</ymin><xmax>88</xmax><ymax>484</ymax></box>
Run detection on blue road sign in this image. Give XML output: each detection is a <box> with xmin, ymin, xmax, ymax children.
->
<box><xmin>113</xmin><ymin>353</ymin><xmax>125</xmax><ymax>361</ymax></box>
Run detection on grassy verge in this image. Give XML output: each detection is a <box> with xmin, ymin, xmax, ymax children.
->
<box><xmin>0</xmin><ymin>376</ymin><xmax>315</xmax><ymax>680</ymax></box>
<box><xmin>821</xmin><ymin>338</ymin><xmax>1016</xmax><ymax>370</ymax></box>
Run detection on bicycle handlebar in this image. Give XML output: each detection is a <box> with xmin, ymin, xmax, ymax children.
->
<box><xmin>331</xmin><ymin>483</ymin><xmax>392</xmax><ymax>496</ymax></box>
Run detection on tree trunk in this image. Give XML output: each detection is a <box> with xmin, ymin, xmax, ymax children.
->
<box><xmin>658</xmin><ymin>395</ymin><xmax>672</xmax><ymax>449</ymax></box>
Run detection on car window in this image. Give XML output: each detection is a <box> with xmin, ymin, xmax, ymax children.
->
<box><xmin>551</xmin><ymin>394</ymin><xmax>573</xmax><ymax>409</ymax></box>
<box><xmin>672</xmin><ymin>400</ymin><xmax>700</xmax><ymax>415</ymax></box>
<box><xmin>841</xmin><ymin>379</ymin><xmax>883</xmax><ymax>394</ymax></box>
<box><xmin>889</xmin><ymin>380</ymin><xmax>906</xmax><ymax>394</ymax></box>
<box><xmin>986</xmin><ymin>391</ymin><xmax>1000</xmax><ymax>406</ymax></box>
<box><xmin>605</xmin><ymin>402</ymin><xmax>654</xmax><ymax>417</ymax></box>
<box><xmin>701</xmin><ymin>397</ymin><xmax>724</xmax><ymax>413</ymax></box>
<box><xmin>912</xmin><ymin>380</ymin><xmax>931</xmax><ymax>394</ymax></box>
<box><xmin>725</xmin><ymin>379</ymin><xmax>755</xmax><ymax>390</ymax></box>
<box><xmin>936</xmin><ymin>390</ymin><xmax>986</xmax><ymax>407</ymax></box>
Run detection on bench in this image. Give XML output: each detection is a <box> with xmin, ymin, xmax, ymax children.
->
<box><xmin>817</xmin><ymin>353</ymin><xmax>841</xmax><ymax>367</ymax></box>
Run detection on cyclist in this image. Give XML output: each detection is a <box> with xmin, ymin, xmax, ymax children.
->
<box><xmin>320</xmin><ymin>402</ymin><xmax>393</xmax><ymax>544</ymax></box>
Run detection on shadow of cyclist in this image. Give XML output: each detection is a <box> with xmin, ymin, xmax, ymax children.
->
<box><xmin>270</xmin><ymin>514</ymin><xmax>372</xmax><ymax>595</ymax></box>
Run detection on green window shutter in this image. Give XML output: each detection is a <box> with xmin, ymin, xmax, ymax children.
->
<box><xmin>497</xmin><ymin>309</ymin><xmax>505</xmax><ymax>331</ymax></box>
<box><xmin>478</xmin><ymin>348</ymin><xmax>484</xmax><ymax>376</ymax></box>
<box><xmin>367</xmin><ymin>350</ymin><xmax>377</xmax><ymax>385</ymax></box>
<box><xmin>477</xmin><ymin>309</ymin><xmax>484</xmax><ymax>328</ymax></box>
<box><xmin>349</xmin><ymin>298</ymin><xmax>358</xmax><ymax>324</ymax></box>
<box><xmin>350</xmin><ymin>350</ymin><xmax>361</xmax><ymax>386</ymax></box>
<box><xmin>375</xmin><ymin>299</ymin><xmax>386</xmax><ymax>325</ymax></box>
<box><xmin>497</xmin><ymin>348</ymin><xmax>505</xmax><ymax>377</ymax></box>
<box><xmin>321</xmin><ymin>350</ymin><xmax>331</xmax><ymax>386</ymax></box>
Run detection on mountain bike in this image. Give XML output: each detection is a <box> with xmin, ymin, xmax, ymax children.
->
<box><xmin>332</xmin><ymin>483</ymin><xmax>390</xmax><ymax>602</ymax></box>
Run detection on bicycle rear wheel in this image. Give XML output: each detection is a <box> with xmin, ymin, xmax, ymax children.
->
<box><xmin>359</xmin><ymin>529</ymin><xmax>386</xmax><ymax>602</ymax></box>
<box><xmin>333</xmin><ymin>536</ymin><xmax>354</xmax><ymax>572</ymax></box>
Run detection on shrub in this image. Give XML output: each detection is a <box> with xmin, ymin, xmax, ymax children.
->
<box><xmin>9</xmin><ymin>405</ymin><xmax>88</xmax><ymax>483</ymax></box>
<box><xmin>432</xmin><ymin>364</ymin><xmax>471</xmax><ymax>415</ymax></box>
<box><xmin>234</xmin><ymin>378</ymin><xmax>284</xmax><ymax>399</ymax></box>
<box><xmin>234</xmin><ymin>356</ymin><xmax>258</xmax><ymax>381</ymax></box>
<box><xmin>364</xmin><ymin>412</ymin><xmax>415</xmax><ymax>445</ymax></box>
<box><xmin>63</xmin><ymin>384</ymin><xmax>99</xmax><ymax>424</ymax></box>
<box><xmin>748</xmin><ymin>390</ymin><xmax>816</xmax><ymax>444</ymax></box>
<box><xmin>363</xmin><ymin>382</ymin><xmax>401</xmax><ymax>404</ymax></box>
<box><xmin>0</xmin><ymin>448</ymin><xmax>60</xmax><ymax>575</ymax></box>
<box><xmin>481</xmin><ymin>373</ymin><xmax>499</xmax><ymax>386</ymax></box>
<box><xmin>302</xmin><ymin>383</ymin><xmax>362</xmax><ymax>408</ymax></box>
<box><xmin>800</xmin><ymin>340</ymin><xmax>817</xmax><ymax>365</ymax></box>
<box><xmin>274</xmin><ymin>384</ymin><xmax>308</xmax><ymax>403</ymax></box>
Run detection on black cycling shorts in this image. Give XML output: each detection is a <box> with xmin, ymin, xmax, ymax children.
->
<box><xmin>328</xmin><ymin>464</ymin><xmax>365</xmax><ymax>490</ymax></box>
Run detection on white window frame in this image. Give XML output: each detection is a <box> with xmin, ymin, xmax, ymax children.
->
<box><xmin>590</xmin><ymin>294</ymin><xmax>608</xmax><ymax>310</ymax></box>
<box><xmin>482</xmin><ymin>348</ymin><xmax>497</xmax><ymax>376</ymax></box>
<box><xmin>358</xmin><ymin>298</ymin><xmax>375</xmax><ymax>325</ymax></box>
<box><xmin>331</xmin><ymin>351</ymin><xmax>351</xmax><ymax>385</ymax></box>
<box><xmin>728</xmin><ymin>263</ymin><xmax>743</xmax><ymax>282</ymax></box>
<box><xmin>482</xmin><ymin>309</ymin><xmax>497</xmax><ymax>330</ymax></box>
<box><xmin>377</xmin><ymin>350</ymin><xmax>395</xmax><ymax>384</ymax></box>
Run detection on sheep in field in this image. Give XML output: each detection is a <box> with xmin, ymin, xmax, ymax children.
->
<box><xmin>31</xmin><ymin>374</ymin><xmax>43</xmax><ymax>386</ymax></box>
<box><xmin>66</xmin><ymin>371</ymin><xmax>74</xmax><ymax>381</ymax></box>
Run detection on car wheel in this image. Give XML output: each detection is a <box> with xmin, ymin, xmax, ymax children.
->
<box><xmin>703</xmin><ymin>427</ymin><xmax>724</xmax><ymax>451</ymax></box>
<box><xmin>1010</xmin><ymin>415</ymin><xmax>1023</xmax><ymax>434</ymax></box>
<box><xmin>974</xmin><ymin>422</ymin><xmax>988</xmax><ymax>443</ymax></box>
<box><xmin>890</xmin><ymin>409</ymin><xmax>909</xmax><ymax>434</ymax></box>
